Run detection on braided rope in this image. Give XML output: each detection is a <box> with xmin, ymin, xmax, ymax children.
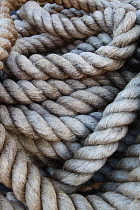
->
<box><xmin>101</xmin><ymin>136</ymin><xmax>140</xmax><ymax>201</ymax></box>
<box><xmin>18</xmin><ymin>111</ymin><xmax>102</xmax><ymax>160</ymax></box>
<box><xmin>11</xmin><ymin>32</ymin><xmax>112</xmax><ymax>56</ymax></box>
<box><xmin>127</xmin><ymin>0</ymin><xmax>140</xmax><ymax>10</ymax></box>
<box><xmin>0</xmin><ymin>101</ymin><xmax>106</xmax><ymax>141</ymax></box>
<box><xmin>49</xmin><ymin>32</ymin><xmax>112</xmax><ymax>55</ymax></box>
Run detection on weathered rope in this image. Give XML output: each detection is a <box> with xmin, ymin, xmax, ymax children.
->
<box><xmin>50</xmin><ymin>32</ymin><xmax>112</xmax><ymax>55</ymax></box>
<box><xmin>127</xmin><ymin>0</ymin><xmax>140</xmax><ymax>10</ymax></box>
<box><xmin>0</xmin><ymin>81</ymin><xmax>119</xmax><ymax>107</ymax></box>
<box><xmin>44</xmin><ymin>72</ymin><xmax>140</xmax><ymax>191</ymax></box>
<box><xmin>91</xmin><ymin>121</ymin><xmax>139</xmax><ymax>183</ymax></box>
<box><xmin>0</xmin><ymin>70</ymin><xmax>137</xmax><ymax>192</ymax></box>
<box><xmin>0</xmin><ymin>0</ymin><xmax>51</xmax><ymax>70</ymax></box>
<box><xmin>102</xmin><ymin>142</ymin><xmax>140</xmax><ymax>201</ymax></box>
<box><xmin>0</xmin><ymin>1</ymin><xmax>140</xmax><ymax>209</ymax></box>
<box><xmin>17</xmin><ymin>1</ymin><xmax>133</xmax><ymax>39</ymax></box>
<box><xmin>18</xmin><ymin>111</ymin><xmax>102</xmax><ymax>160</ymax></box>
<box><xmin>4</xmin><ymin>7</ymin><xmax>139</xmax><ymax>80</ymax></box>
<box><xmin>15</xmin><ymin>5</ymin><xmax>87</xmax><ymax>37</ymax></box>
<box><xmin>32</xmin><ymin>0</ymin><xmax>135</xmax><ymax>13</ymax></box>
<box><xmin>0</xmin><ymin>68</ymin><xmax>135</xmax><ymax>104</ymax></box>
<box><xmin>0</xmin><ymin>131</ymin><xmax>139</xmax><ymax>209</ymax></box>
<box><xmin>10</xmin><ymin>33</ymin><xmax>74</xmax><ymax>56</ymax></box>
<box><xmin>0</xmin><ymin>192</ymin><xmax>27</xmax><ymax>210</ymax></box>
<box><xmin>0</xmin><ymin>6</ymin><xmax>17</xmax><ymax>69</ymax></box>
<box><xmin>0</xmin><ymin>102</ymin><xmax>106</xmax><ymax>142</ymax></box>
<box><xmin>11</xmin><ymin>32</ymin><xmax>111</xmax><ymax>56</ymax></box>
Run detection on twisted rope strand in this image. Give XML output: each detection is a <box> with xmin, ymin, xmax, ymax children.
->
<box><xmin>17</xmin><ymin>2</ymin><xmax>136</xmax><ymax>39</ymax></box>
<box><xmin>10</xmin><ymin>33</ymin><xmax>74</xmax><ymax>56</ymax></box>
<box><xmin>50</xmin><ymin>32</ymin><xmax>112</xmax><ymax>55</ymax></box>
<box><xmin>0</xmin><ymin>79</ymin><xmax>119</xmax><ymax>106</ymax></box>
<box><xmin>0</xmin><ymin>1</ymin><xmax>140</xmax><ymax>209</ymax></box>
<box><xmin>15</xmin><ymin>4</ymin><xmax>87</xmax><ymax>36</ymax></box>
<box><xmin>91</xmin><ymin>122</ymin><xmax>139</xmax><ymax>183</ymax></box>
<box><xmin>18</xmin><ymin>111</ymin><xmax>102</xmax><ymax>160</ymax></box>
<box><xmin>0</xmin><ymin>103</ymin><xmax>103</xmax><ymax>142</ymax></box>
<box><xmin>0</xmin><ymin>192</ymin><xmax>27</xmax><ymax>210</ymax></box>
<box><xmin>44</xmin><ymin>72</ymin><xmax>140</xmax><ymax>191</ymax></box>
<box><xmin>34</xmin><ymin>0</ymin><xmax>135</xmax><ymax>13</ymax></box>
<box><xmin>0</xmin><ymin>133</ymin><xmax>140</xmax><ymax>209</ymax></box>
<box><xmin>4</xmin><ymin>8</ymin><xmax>139</xmax><ymax>79</ymax></box>
<box><xmin>0</xmin><ymin>0</ymin><xmax>46</xmax><ymax>70</ymax></box>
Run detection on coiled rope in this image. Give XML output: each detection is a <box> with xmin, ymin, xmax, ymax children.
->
<box><xmin>0</xmin><ymin>0</ymin><xmax>140</xmax><ymax>209</ymax></box>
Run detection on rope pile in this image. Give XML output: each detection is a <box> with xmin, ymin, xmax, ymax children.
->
<box><xmin>0</xmin><ymin>0</ymin><xmax>140</xmax><ymax>209</ymax></box>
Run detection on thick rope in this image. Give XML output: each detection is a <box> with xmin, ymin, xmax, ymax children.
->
<box><xmin>43</xmin><ymin>72</ymin><xmax>140</xmax><ymax>191</ymax></box>
<box><xmin>33</xmin><ymin>0</ymin><xmax>136</xmax><ymax>13</ymax></box>
<box><xmin>11</xmin><ymin>32</ymin><xmax>111</xmax><ymax>56</ymax></box>
<box><xmin>0</xmin><ymin>80</ymin><xmax>119</xmax><ymax>106</ymax></box>
<box><xmin>0</xmin><ymin>1</ymin><xmax>140</xmax><ymax>209</ymax></box>
<box><xmin>4</xmin><ymin>8</ymin><xmax>139</xmax><ymax>79</ymax></box>
<box><xmin>0</xmin><ymin>6</ymin><xmax>17</xmax><ymax>69</ymax></box>
<box><xmin>0</xmin><ymin>102</ymin><xmax>105</xmax><ymax>141</ymax></box>
<box><xmin>18</xmin><ymin>111</ymin><xmax>102</xmax><ymax>160</ymax></box>
<box><xmin>49</xmin><ymin>32</ymin><xmax>112</xmax><ymax>55</ymax></box>
<box><xmin>10</xmin><ymin>33</ymin><xmax>74</xmax><ymax>56</ymax></box>
<box><xmin>102</xmin><ymin>144</ymin><xmax>140</xmax><ymax>201</ymax></box>
<box><xmin>0</xmin><ymin>68</ymin><xmax>135</xmax><ymax>104</ymax></box>
<box><xmin>15</xmin><ymin>5</ymin><xmax>87</xmax><ymax>36</ymax></box>
<box><xmin>99</xmin><ymin>126</ymin><xmax>140</xmax><ymax>184</ymax></box>
<box><xmin>0</xmin><ymin>132</ymin><xmax>139</xmax><ymax>209</ymax></box>
<box><xmin>91</xmin><ymin>121</ymin><xmax>139</xmax><ymax>183</ymax></box>
<box><xmin>15</xmin><ymin>2</ymin><xmax>138</xmax><ymax>38</ymax></box>
<box><xmin>0</xmin><ymin>0</ymin><xmax>50</xmax><ymax>70</ymax></box>
<box><xmin>0</xmin><ymin>192</ymin><xmax>27</xmax><ymax>210</ymax></box>
<box><xmin>0</xmin><ymin>70</ymin><xmax>139</xmax><ymax>194</ymax></box>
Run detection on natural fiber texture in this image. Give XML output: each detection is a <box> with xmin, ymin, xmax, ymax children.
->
<box><xmin>0</xmin><ymin>81</ymin><xmax>119</xmax><ymax>106</ymax></box>
<box><xmin>0</xmin><ymin>131</ymin><xmax>140</xmax><ymax>209</ymax></box>
<box><xmin>0</xmin><ymin>69</ymin><xmax>135</xmax><ymax>104</ymax></box>
<box><xmin>0</xmin><ymin>71</ymin><xmax>136</xmax><ymax>193</ymax></box>
<box><xmin>91</xmin><ymin>120</ymin><xmax>139</xmax><ymax>183</ymax></box>
<box><xmin>0</xmin><ymin>0</ymin><xmax>48</xmax><ymax>70</ymax></box>
<box><xmin>0</xmin><ymin>1</ymin><xmax>140</xmax><ymax>209</ymax></box>
<box><xmin>101</xmin><ymin>132</ymin><xmax>140</xmax><ymax>201</ymax></box>
<box><xmin>42</xmin><ymin>72</ymin><xmax>140</xmax><ymax>191</ymax></box>
<box><xmin>9</xmin><ymin>33</ymin><xmax>74</xmax><ymax>56</ymax></box>
<box><xmin>16</xmin><ymin>1</ymin><xmax>133</xmax><ymax>38</ymax></box>
<box><xmin>0</xmin><ymin>6</ymin><xmax>17</xmax><ymax>69</ymax></box>
<box><xmin>4</xmin><ymin>7</ymin><xmax>140</xmax><ymax>79</ymax></box>
<box><xmin>50</xmin><ymin>32</ymin><xmax>112</xmax><ymax>55</ymax></box>
<box><xmin>15</xmin><ymin>5</ymin><xmax>87</xmax><ymax>37</ymax></box>
<box><xmin>11</xmin><ymin>32</ymin><xmax>112</xmax><ymax>56</ymax></box>
<box><xmin>0</xmin><ymin>103</ymin><xmax>104</xmax><ymax>141</ymax></box>
<box><xmin>33</xmin><ymin>0</ymin><xmax>136</xmax><ymax>13</ymax></box>
<box><xmin>0</xmin><ymin>192</ymin><xmax>27</xmax><ymax>210</ymax></box>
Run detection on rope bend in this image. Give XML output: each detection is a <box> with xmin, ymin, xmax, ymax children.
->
<box><xmin>4</xmin><ymin>6</ymin><xmax>140</xmax><ymax>80</ymax></box>
<box><xmin>0</xmin><ymin>127</ymin><xmax>140</xmax><ymax>209</ymax></box>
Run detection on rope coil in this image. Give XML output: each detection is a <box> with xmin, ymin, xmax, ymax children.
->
<box><xmin>0</xmin><ymin>0</ymin><xmax>140</xmax><ymax>209</ymax></box>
